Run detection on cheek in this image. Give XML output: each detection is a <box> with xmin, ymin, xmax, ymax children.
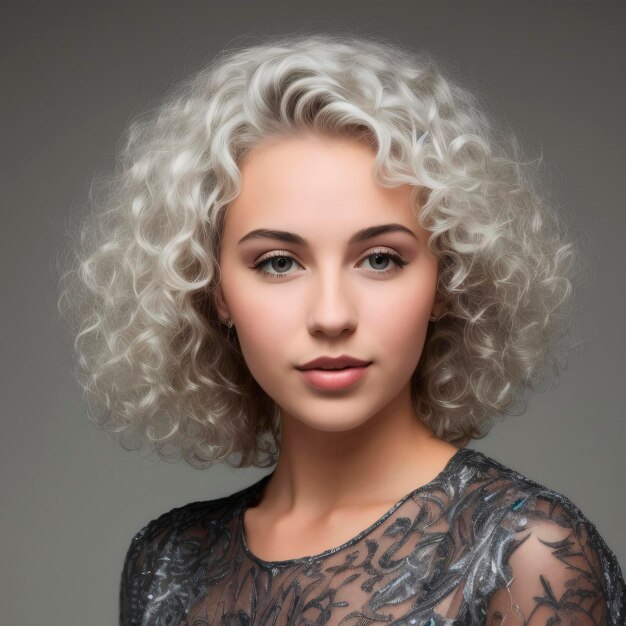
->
<box><xmin>360</xmin><ymin>275</ymin><xmax>436</xmax><ymax>358</ymax></box>
<box><xmin>236</xmin><ymin>304</ymin><xmax>289</xmax><ymax>354</ymax></box>
<box><xmin>231</xmin><ymin>297</ymin><xmax>301</xmax><ymax>402</ymax></box>
<box><xmin>223</xmin><ymin>276</ymin><xmax>301</xmax><ymax>372</ymax></box>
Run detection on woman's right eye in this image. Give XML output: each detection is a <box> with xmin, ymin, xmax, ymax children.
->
<box><xmin>253</xmin><ymin>253</ymin><xmax>300</xmax><ymax>279</ymax></box>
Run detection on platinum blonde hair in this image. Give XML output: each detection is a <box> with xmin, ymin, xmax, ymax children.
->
<box><xmin>58</xmin><ymin>33</ymin><xmax>582</xmax><ymax>469</ymax></box>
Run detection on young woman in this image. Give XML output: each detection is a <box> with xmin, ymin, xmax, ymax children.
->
<box><xmin>59</xmin><ymin>34</ymin><xmax>625</xmax><ymax>625</ymax></box>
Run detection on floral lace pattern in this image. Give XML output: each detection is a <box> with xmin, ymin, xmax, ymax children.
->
<box><xmin>120</xmin><ymin>448</ymin><xmax>625</xmax><ymax>625</ymax></box>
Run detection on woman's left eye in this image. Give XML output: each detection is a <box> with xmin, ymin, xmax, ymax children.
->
<box><xmin>252</xmin><ymin>249</ymin><xmax>408</xmax><ymax>279</ymax></box>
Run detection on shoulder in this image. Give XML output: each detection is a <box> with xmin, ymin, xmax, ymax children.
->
<box><xmin>454</xmin><ymin>447</ymin><xmax>603</xmax><ymax>516</ymax></box>
<box><xmin>457</xmin><ymin>448</ymin><xmax>622</xmax><ymax>569</ymax></box>
<box><xmin>119</xmin><ymin>477</ymin><xmax>265</xmax><ymax>625</ymax></box>
<box><xmin>126</xmin><ymin>474</ymin><xmax>265</xmax><ymax>547</ymax></box>
<box><xmin>454</xmin><ymin>448</ymin><xmax>626</xmax><ymax>625</ymax></box>
<box><xmin>123</xmin><ymin>493</ymin><xmax>233</xmax><ymax>564</ymax></box>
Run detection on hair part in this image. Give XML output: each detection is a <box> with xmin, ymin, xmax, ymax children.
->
<box><xmin>58</xmin><ymin>33</ymin><xmax>583</xmax><ymax>468</ymax></box>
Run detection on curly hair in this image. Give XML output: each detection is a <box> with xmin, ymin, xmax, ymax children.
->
<box><xmin>57</xmin><ymin>32</ymin><xmax>582</xmax><ymax>469</ymax></box>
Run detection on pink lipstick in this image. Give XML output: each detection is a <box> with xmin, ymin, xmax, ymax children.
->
<box><xmin>297</xmin><ymin>365</ymin><xmax>370</xmax><ymax>391</ymax></box>
<box><xmin>295</xmin><ymin>354</ymin><xmax>372</xmax><ymax>391</ymax></box>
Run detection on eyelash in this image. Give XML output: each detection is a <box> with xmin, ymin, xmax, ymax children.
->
<box><xmin>252</xmin><ymin>248</ymin><xmax>409</xmax><ymax>280</ymax></box>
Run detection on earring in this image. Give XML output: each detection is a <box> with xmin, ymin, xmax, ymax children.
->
<box><xmin>219</xmin><ymin>317</ymin><xmax>234</xmax><ymax>329</ymax></box>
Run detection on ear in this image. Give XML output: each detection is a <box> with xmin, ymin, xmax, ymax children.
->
<box><xmin>431</xmin><ymin>290</ymin><xmax>447</xmax><ymax>319</ymax></box>
<box><xmin>213</xmin><ymin>283</ymin><xmax>231</xmax><ymax>321</ymax></box>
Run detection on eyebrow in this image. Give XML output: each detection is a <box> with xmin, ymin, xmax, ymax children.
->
<box><xmin>237</xmin><ymin>223</ymin><xmax>419</xmax><ymax>246</ymax></box>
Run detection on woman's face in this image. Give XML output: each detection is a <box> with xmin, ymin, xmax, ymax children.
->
<box><xmin>215</xmin><ymin>133</ymin><xmax>444</xmax><ymax>433</ymax></box>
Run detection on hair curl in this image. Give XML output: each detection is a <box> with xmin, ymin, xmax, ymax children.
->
<box><xmin>58</xmin><ymin>33</ymin><xmax>583</xmax><ymax>469</ymax></box>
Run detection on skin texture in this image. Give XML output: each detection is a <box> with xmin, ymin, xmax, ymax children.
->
<box><xmin>214</xmin><ymin>133</ymin><xmax>459</xmax><ymax>560</ymax></box>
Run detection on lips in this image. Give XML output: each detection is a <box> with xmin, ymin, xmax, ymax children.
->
<box><xmin>297</xmin><ymin>363</ymin><xmax>370</xmax><ymax>391</ymax></box>
<box><xmin>296</xmin><ymin>354</ymin><xmax>372</xmax><ymax>370</ymax></box>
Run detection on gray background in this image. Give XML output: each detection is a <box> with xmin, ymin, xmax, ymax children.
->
<box><xmin>2</xmin><ymin>1</ymin><xmax>624</xmax><ymax>623</ymax></box>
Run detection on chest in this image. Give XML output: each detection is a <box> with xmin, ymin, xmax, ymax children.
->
<box><xmin>184</xmin><ymin>513</ymin><xmax>470</xmax><ymax>626</ymax></box>
<box><xmin>241</xmin><ymin>502</ymin><xmax>401</xmax><ymax>563</ymax></box>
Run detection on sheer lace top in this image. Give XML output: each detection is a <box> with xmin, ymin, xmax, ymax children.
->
<box><xmin>119</xmin><ymin>447</ymin><xmax>626</xmax><ymax>625</ymax></box>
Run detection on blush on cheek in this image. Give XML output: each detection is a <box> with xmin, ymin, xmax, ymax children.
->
<box><xmin>236</xmin><ymin>324</ymin><xmax>285</xmax><ymax>377</ymax></box>
<box><xmin>382</xmin><ymin>307</ymin><xmax>431</xmax><ymax>355</ymax></box>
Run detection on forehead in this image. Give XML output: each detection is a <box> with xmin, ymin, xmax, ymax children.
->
<box><xmin>224</xmin><ymin>133</ymin><xmax>423</xmax><ymax>241</ymax></box>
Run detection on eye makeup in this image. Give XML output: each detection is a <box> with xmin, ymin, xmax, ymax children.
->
<box><xmin>252</xmin><ymin>248</ymin><xmax>409</xmax><ymax>280</ymax></box>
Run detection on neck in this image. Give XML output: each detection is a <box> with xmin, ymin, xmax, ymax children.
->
<box><xmin>261</xmin><ymin>385</ymin><xmax>459</xmax><ymax>519</ymax></box>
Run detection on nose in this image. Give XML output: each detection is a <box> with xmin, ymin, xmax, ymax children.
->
<box><xmin>306</xmin><ymin>267</ymin><xmax>357</xmax><ymax>337</ymax></box>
